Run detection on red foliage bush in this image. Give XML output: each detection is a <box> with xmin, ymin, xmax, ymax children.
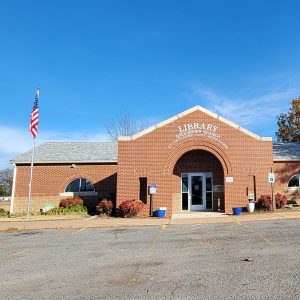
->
<box><xmin>256</xmin><ymin>193</ymin><xmax>288</xmax><ymax>210</ymax></box>
<box><xmin>96</xmin><ymin>199</ymin><xmax>114</xmax><ymax>216</ymax></box>
<box><xmin>59</xmin><ymin>196</ymin><xmax>83</xmax><ymax>208</ymax></box>
<box><xmin>275</xmin><ymin>193</ymin><xmax>287</xmax><ymax>209</ymax></box>
<box><xmin>119</xmin><ymin>199</ymin><xmax>145</xmax><ymax>218</ymax></box>
<box><xmin>256</xmin><ymin>195</ymin><xmax>271</xmax><ymax>210</ymax></box>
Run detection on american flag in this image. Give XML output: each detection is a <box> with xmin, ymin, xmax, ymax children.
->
<box><xmin>29</xmin><ymin>88</ymin><xmax>39</xmax><ymax>138</ymax></box>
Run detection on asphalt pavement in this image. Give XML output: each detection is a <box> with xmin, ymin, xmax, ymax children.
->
<box><xmin>0</xmin><ymin>219</ymin><xmax>299</xmax><ymax>299</ymax></box>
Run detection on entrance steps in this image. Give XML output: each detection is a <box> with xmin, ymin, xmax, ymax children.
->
<box><xmin>172</xmin><ymin>211</ymin><xmax>228</xmax><ymax>219</ymax></box>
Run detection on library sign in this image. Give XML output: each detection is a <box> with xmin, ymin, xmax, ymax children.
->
<box><xmin>168</xmin><ymin>122</ymin><xmax>228</xmax><ymax>149</ymax></box>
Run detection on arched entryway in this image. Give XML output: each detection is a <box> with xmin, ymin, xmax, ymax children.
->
<box><xmin>172</xmin><ymin>150</ymin><xmax>224</xmax><ymax>213</ymax></box>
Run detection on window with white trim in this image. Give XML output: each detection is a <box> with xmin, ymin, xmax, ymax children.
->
<box><xmin>65</xmin><ymin>178</ymin><xmax>95</xmax><ymax>192</ymax></box>
<box><xmin>288</xmin><ymin>175</ymin><xmax>300</xmax><ymax>188</ymax></box>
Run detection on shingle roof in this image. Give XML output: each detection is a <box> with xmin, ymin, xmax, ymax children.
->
<box><xmin>10</xmin><ymin>142</ymin><xmax>118</xmax><ymax>164</ymax></box>
<box><xmin>273</xmin><ymin>142</ymin><xmax>300</xmax><ymax>161</ymax></box>
<box><xmin>10</xmin><ymin>141</ymin><xmax>300</xmax><ymax>164</ymax></box>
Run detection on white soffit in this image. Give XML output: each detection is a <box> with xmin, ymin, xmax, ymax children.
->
<box><xmin>118</xmin><ymin>105</ymin><xmax>272</xmax><ymax>141</ymax></box>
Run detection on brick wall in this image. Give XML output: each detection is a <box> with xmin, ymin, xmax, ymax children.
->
<box><xmin>273</xmin><ymin>161</ymin><xmax>300</xmax><ymax>204</ymax></box>
<box><xmin>12</xmin><ymin>163</ymin><xmax>117</xmax><ymax>213</ymax></box>
<box><xmin>117</xmin><ymin>109</ymin><xmax>274</xmax><ymax>215</ymax></box>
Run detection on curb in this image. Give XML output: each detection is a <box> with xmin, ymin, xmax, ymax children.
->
<box><xmin>0</xmin><ymin>212</ymin><xmax>299</xmax><ymax>232</ymax></box>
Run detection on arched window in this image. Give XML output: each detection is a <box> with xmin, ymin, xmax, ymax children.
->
<box><xmin>65</xmin><ymin>178</ymin><xmax>95</xmax><ymax>193</ymax></box>
<box><xmin>288</xmin><ymin>175</ymin><xmax>300</xmax><ymax>188</ymax></box>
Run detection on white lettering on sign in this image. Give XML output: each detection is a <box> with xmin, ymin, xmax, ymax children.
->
<box><xmin>178</xmin><ymin>123</ymin><xmax>218</xmax><ymax>133</ymax></box>
<box><xmin>168</xmin><ymin>122</ymin><xmax>228</xmax><ymax>149</ymax></box>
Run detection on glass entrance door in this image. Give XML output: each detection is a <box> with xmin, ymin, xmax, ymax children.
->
<box><xmin>189</xmin><ymin>173</ymin><xmax>205</xmax><ymax>211</ymax></box>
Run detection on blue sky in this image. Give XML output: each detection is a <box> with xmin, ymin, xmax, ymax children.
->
<box><xmin>1</xmin><ymin>0</ymin><xmax>300</xmax><ymax>168</ymax></box>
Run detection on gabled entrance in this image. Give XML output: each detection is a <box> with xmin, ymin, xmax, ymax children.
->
<box><xmin>173</xmin><ymin>150</ymin><xmax>224</xmax><ymax>213</ymax></box>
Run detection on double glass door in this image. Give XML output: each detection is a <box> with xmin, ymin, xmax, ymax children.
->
<box><xmin>181</xmin><ymin>172</ymin><xmax>213</xmax><ymax>211</ymax></box>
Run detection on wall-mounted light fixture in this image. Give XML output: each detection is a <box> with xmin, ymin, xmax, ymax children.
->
<box><xmin>70</xmin><ymin>164</ymin><xmax>76</xmax><ymax>168</ymax></box>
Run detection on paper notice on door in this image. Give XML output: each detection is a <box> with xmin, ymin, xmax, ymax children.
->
<box><xmin>195</xmin><ymin>185</ymin><xmax>199</xmax><ymax>190</ymax></box>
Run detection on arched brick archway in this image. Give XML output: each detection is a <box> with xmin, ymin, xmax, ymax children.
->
<box><xmin>164</xmin><ymin>140</ymin><xmax>232</xmax><ymax>213</ymax></box>
<box><xmin>172</xmin><ymin>149</ymin><xmax>225</xmax><ymax>212</ymax></box>
<box><xmin>163</xmin><ymin>140</ymin><xmax>233</xmax><ymax>176</ymax></box>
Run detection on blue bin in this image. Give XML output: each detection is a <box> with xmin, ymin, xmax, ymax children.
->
<box><xmin>157</xmin><ymin>207</ymin><xmax>166</xmax><ymax>218</ymax></box>
<box><xmin>232</xmin><ymin>207</ymin><xmax>242</xmax><ymax>216</ymax></box>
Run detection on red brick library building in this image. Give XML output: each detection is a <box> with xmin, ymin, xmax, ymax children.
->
<box><xmin>10</xmin><ymin>106</ymin><xmax>300</xmax><ymax>216</ymax></box>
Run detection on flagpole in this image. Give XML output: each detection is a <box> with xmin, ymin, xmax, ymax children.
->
<box><xmin>26</xmin><ymin>138</ymin><xmax>36</xmax><ymax>220</ymax></box>
<box><xmin>27</xmin><ymin>87</ymin><xmax>39</xmax><ymax>220</ymax></box>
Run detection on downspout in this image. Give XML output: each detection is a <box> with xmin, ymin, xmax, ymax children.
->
<box><xmin>10</xmin><ymin>164</ymin><xmax>17</xmax><ymax>214</ymax></box>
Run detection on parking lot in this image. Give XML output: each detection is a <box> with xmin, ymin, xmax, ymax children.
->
<box><xmin>0</xmin><ymin>219</ymin><xmax>299</xmax><ymax>299</ymax></box>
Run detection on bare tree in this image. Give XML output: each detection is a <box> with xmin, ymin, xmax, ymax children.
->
<box><xmin>105</xmin><ymin>113</ymin><xmax>148</xmax><ymax>142</ymax></box>
<box><xmin>0</xmin><ymin>168</ymin><xmax>13</xmax><ymax>196</ymax></box>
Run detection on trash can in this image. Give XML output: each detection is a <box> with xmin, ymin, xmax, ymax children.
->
<box><xmin>232</xmin><ymin>207</ymin><xmax>242</xmax><ymax>216</ymax></box>
<box><xmin>157</xmin><ymin>207</ymin><xmax>166</xmax><ymax>218</ymax></box>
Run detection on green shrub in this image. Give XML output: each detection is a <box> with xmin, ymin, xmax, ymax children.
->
<box><xmin>59</xmin><ymin>196</ymin><xmax>83</xmax><ymax>208</ymax></box>
<box><xmin>96</xmin><ymin>199</ymin><xmax>114</xmax><ymax>216</ymax></box>
<box><xmin>0</xmin><ymin>208</ymin><xmax>9</xmax><ymax>217</ymax></box>
<box><xmin>44</xmin><ymin>204</ymin><xmax>87</xmax><ymax>215</ymax></box>
<box><xmin>119</xmin><ymin>199</ymin><xmax>144</xmax><ymax>218</ymax></box>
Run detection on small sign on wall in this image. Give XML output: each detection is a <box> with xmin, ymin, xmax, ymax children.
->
<box><xmin>268</xmin><ymin>173</ymin><xmax>275</xmax><ymax>183</ymax></box>
<box><xmin>225</xmin><ymin>177</ymin><xmax>233</xmax><ymax>183</ymax></box>
<box><xmin>148</xmin><ymin>184</ymin><xmax>157</xmax><ymax>195</ymax></box>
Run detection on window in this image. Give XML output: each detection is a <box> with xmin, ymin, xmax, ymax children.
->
<box><xmin>65</xmin><ymin>178</ymin><xmax>95</xmax><ymax>193</ymax></box>
<box><xmin>139</xmin><ymin>177</ymin><xmax>147</xmax><ymax>204</ymax></box>
<box><xmin>288</xmin><ymin>175</ymin><xmax>300</xmax><ymax>188</ymax></box>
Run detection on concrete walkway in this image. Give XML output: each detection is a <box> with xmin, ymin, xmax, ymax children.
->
<box><xmin>0</xmin><ymin>210</ymin><xmax>299</xmax><ymax>231</ymax></box>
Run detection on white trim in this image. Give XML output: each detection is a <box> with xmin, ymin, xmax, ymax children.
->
<box><xmin>118</xmin><ymin>136</ymin><xmax>132</xmax><ymax>141</ymax></box>
<box><xmin>287</xmin><ymin>187</ymin><xmax>300</xmax><ymax>191</ymax></box>
<box><xmin>273</xmin><ymin>159</ymin><xmax>300</xmax><ymax>162</ymax></box>
<box><xmin>217</xmin><ymin>116</ymin><xmax>239</xmax><ymax>129</ymax></box>
<box><xmin>261</xmin><ymin>137</ymin><xmax>273</xmax><ymax>141</ymax></box>
<box><xmin>12</xmin><ymin>160</ymin><xmax>118</xmax><ymax>164</ymax></box>
<box><xmin>156</xmin><ymin>115</ymin><xmax>179</xmax><ymax>128</ymax></box>
<box><xmin>59</xmin><ymin>191</ymin><xmax>98</xmax><ymax>197</ymax></box>
<box><xmin>10</xmin><ymin>164</ymin><xmax>17</xmax><ymax>214</ymax></box>
<box><xmin>287</xmin><ymin>174</ymin><xmax>300</xmax><ymax>189</ymax></box>
<box><xmin>117</xmin><ymin>105</ymin><xmax>272</xmax><ymax>141</ymax></box>
<box><xmin>238</xmin><ymin>127</ymin><xmax>260</xmax><ymax>140</ymax></box>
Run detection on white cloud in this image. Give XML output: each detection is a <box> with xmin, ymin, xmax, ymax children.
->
<box><xmin>0</xmin><ymin>126</ymin><xmax>107</xmax><ymax>169</ymax></box>
<box><xmin>190</xmin><ymin>83</ymin><xmax>299</xmax><ymax>133</ymax></box>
